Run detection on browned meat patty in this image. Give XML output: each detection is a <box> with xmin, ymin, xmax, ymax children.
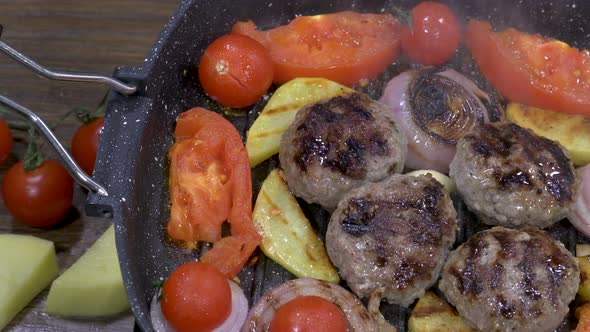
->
<box><xmin>449</xmin><ymin>122</ymin><xmax>579</xmax><ymax>228</ymax></box>
<box><xmin>439</xmin><ymin>226</ymin><xmax>579</xmax><ymax>332</ymax></box>
<box><xmin>326</xmin><ymin>174</ymin><xmax>457</xmax><ymax>307</ymax></box>
<box><xmin>279</xmin><ymin>92</ymin><xmax>407</xmax><ymax>210</ymax></box>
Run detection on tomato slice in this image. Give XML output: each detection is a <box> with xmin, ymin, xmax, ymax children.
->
<box><xmin>232</xmin><ymin>11</ymin><xmax>401</xmax><ymax>87</ymax></box>
<box><xmin>168</xmin><ymin>107</ymin><xmax>261</xmax><ymax>278</ymax></box>
<box><xmin>465</xmin><ymin>19</ymin><xmax>590</xmax><ymax>116</ymax></box>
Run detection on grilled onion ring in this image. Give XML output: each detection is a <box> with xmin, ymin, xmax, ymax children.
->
<box><xmin>241</xmin><ymin>278</ymin><xmax>377</xmax><ymax>332</ymax></box>
<box><xmin>380</xmin><ymin>68</ymin><xmax>503</xmax><ymax>173</ymax></box>
<box><xmin>409</xmin><ymin>68</ymin><xmax>501</xmax><ymax>144</ymax></box>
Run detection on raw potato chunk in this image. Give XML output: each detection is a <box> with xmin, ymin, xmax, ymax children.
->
<box><xmin>253</xmin><ymin>168</ymin><xmax>339</xmax><ymax>283</ymax></box>
<box><xmin>578</xmin><ymin>255</ymin><xmax>590</xmax><ymax>303</ymax></box>
<box><xmin>408</xmin><ymin>291</ymin><xmax>474</xmax><ymax>332</ymax></box>
<box><xmin>246</xmin><ymin>77</ymin><xmax>353</xmax><ymax>167</ymax></box>
<box><xmin>45</xmin><ymin>225</ymin><xmax>129</xmax><ymax>317</ymax></box>
<box><xmin>0</xmin><ymin>234</ymin><xmax>58</xmax><ymax>330</ymax></box>
<box><xmin>507</xmin><ymin>102</ymin><xmax>590</xmax><ymax>166</ymax></box>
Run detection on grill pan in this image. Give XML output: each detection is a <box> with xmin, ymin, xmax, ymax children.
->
<box><xmin>1</xmin><ymin>0</ymin><xmax>589</xmax><ymax>331</ymax></box>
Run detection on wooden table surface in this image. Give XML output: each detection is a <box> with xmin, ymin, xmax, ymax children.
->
<box><xmin>0</xmin><ymin>1</ymin><xmax>179</xmax><ymax>330</ymax></box>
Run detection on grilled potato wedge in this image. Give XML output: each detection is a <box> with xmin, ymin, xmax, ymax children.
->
<box><xmin>246</xmin><ymin>77</ymin><xmax>353</xmax><ymax>167</ymax></box>
<box><xmin>408</xmin><ymin>291</ymin><xmax>474</xmax><ymax>332</ymax></box>
<box><xmin>507</xmin><ymin>102</ymin><xmax>590</xmax><ymax>166</ymax></box>
<box><xmin>252</xmin><ymin>168</ymin><xmax>339</xmax><ymax>283</ymax></box>
<box><xmin>578</xmin><ymin>255</ymin><xmax>590</xmax><ymax>303</ymax></box>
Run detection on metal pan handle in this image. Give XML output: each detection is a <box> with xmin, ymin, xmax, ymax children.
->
<box><xmin>0</xmin><ymin>25</ymin><xmax>136</xmax><ymax>95</ymax></box>
<box><xmin>0</xmin><ymin>95</ymin><xmax>109</xmax><ymax>196</ymax></box>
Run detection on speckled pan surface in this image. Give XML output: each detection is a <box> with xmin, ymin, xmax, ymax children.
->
<box><xmin>85</xmin><ymin>0</ymin><xmax>590</xmax><ymax>331</ymax></box>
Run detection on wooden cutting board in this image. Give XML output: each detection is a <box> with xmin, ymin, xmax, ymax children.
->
<box><xmin>0</xmin><ymin>1</ymin><xmax>179</xmax><ymax>330</ymax></box>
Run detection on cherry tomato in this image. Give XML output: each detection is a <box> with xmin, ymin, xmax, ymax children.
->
<box><xmin>232</xmin><ymin>11</ymin><xmax>401</xmax><ymax>87</ymax></box>
<box><xmin>160</xmin><ymin>261</ymin><xmax>231</xmax><ymax>332</ymax></box>
<box><xmin>198</xmin><ymin>34</ymin><xmax>273</xmax><ymax>108</ymax></box>
<box><xmin>466</xmin><ymin>19</ymin><xmax>590</xmax><ymax>116</ymax></box>
<box><xmin>400</xmin><ymin>1</ymin><xmax>461</xmax><ymax>65</ymax></box>
<box><xmin>0</xmin><ymin>118</ymin><xmax>13</xmax><ymax>165</ymax></box>
<box><xmin>2</xmin><ymin>160</ymin><xmax>73</xmax><ymax>227</ymax></box>
<box><xmin>168</xmin><ymin>107</ymin><xmax>261</xmax><ymax>278</ymax></box>
<box><xmin>71</xmin><ymin>117</ymin><xmax>104</xmax><ymax>175</ymax></box>
<box><xmin>269</xmin><ymin>295</ymin><xmax>348</xmax><ymax>332</ymax></box>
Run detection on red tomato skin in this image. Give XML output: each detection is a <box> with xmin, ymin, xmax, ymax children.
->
<box><xmin>160</xmin><ymin>262</ymin><xmax>231</xmax><ymax>332</ymax></box>
<box><xmin>71</xmin><ymin>117</ymin><xmax>104</xmax><ymax>175</ymax></box>
<box><xmin>400</xmin><ymin>1</ymin><xmax>461</xmax><ymax>65</ymax></box>
<box><xmin>465</xmin><ymin>19</ymin><xmax>590</xmax><ymax>116</ymax></box>
<box><xmin>232</xmin><ymin>12</ymin><xmax>402</xmax><ymax>87</ymax></box>
<box><xmin>199</xmin><ymin>34</ymin><xmax>273</xmax><ymax>108</ymax></box>
<box><xmin>168</xmin><ymin>107</ymin><xmax>261</xmax><ymax>278</ymax></box>
<box><xmin>0</xmin><ymin>118</ymin><xmax>13</xmax><ymax>165</ymax></box>
<box><xmin>269</xmin><ymin>296</ymin><xmax>348</xmax><ymax>332</ymax></box>
<box><xmin>2</xmin><ymin>160</ymin><xmax>73</xmax><ymax>227</ymax></box>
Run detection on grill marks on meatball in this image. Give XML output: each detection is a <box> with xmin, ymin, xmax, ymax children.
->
<box><xmin>467</xmin><ymin>123</ymin><xmax>576</xmax><ymax>205</ymax></box>
<box><xmin>292</xmin><ymin>93</ymin><xmax>392</xmax><ymax>178</ymax></box>
<box><xmin>441</xmin><ymin>227</ymin><xmax>580</xmax><ymax>331</ymax></box>
<box><xmin>326</xmin><ymin>175</ymin><xmax>457</xmax><ymax>306</ymax></box>
<box><xmin>340</xmin><ymin>181</ymin><xmax>448</xmax><ymax>248</ymax></box>
<box><xmin>280</xmin><ymin>92</ymin><xmax>407</xmax><ymax>209</ymax></box>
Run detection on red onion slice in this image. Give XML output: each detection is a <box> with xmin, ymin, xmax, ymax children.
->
<box><xmin>150</xmin><ymin>280</ymin><xmax>248</xmax><ymax>332</ymax></box>
<box><xmin>379</xmin><ymin>68</ymin><xmax>501</xmax><ymax>173</ymax></box>
<box><xmin>241</xmin><ymin>278</ymin><xmax>377</xmax><ymax>332</ymax></box>
<box><xmin>569</xmin><ymin>165</ymin><xmax>590</xmax><ymax>237</ymax></box>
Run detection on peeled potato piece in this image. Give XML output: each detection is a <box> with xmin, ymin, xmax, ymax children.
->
<box><xmin>0</xmin><ymin>234</ymin><xmax>58</xmax><ymax>330</ymax></box>
<box><xmin>45</xmin><ymin>225</ymin><xmax>129</xmax><ymax>317</ymax></box>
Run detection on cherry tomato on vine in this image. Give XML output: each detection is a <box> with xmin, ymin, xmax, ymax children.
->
<box><xmin>198</xmin><ymin>34</ymin><xmax>273</xmax><ymax>108</ymax></box>
<box><xmin>71</xmin><ymin>117</ymin><xmax>104</xmax><ymax>175</ymax></box>
<box><xmin>2</xmin><ymin>160</ymin><xmax>73</xmax><ymax>228</ymax></box>
<box><xmin>269</xmin><ymin>295</ymin><xmax>348</xmax><ymax>332</ymax></box>
<box><xmin>400</xmin><ymin>1</ymin><xmax>461</xmax><ymax>65</ymax></box>
<box><xmin>160</xmin><ymin>261</ymin><xmax>231</xmax><ymax>332</ymax></box>
<box><xmin>0</xmin><ymin>118</ymin><xmax>13</xmax><ymax>165</ymax></box>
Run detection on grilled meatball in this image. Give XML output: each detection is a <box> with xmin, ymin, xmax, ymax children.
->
<box><xmin>279</xmin><ymin>92</ymin><xmax>407</xmax><ymax>210</ymax></box>
<box><xmin>326</xmin><ymin>174</ymin><xmax>457</xmax><ymax>306</ymax></box>
<box><xmin>439</xmin><ymin>226</ymin><xmax>579</xmax><ymax>332</ymax></box>
<box><xmin>449</xmin><ymin>122</ymin><xmax>578</xmax><ymax>228</ymax></box>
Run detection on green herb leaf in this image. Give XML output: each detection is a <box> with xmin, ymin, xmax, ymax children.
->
<box><xmin>152</xmin><ymin>278</ymin><xmax>167</xmax><ymax>302</ymax></box>
<box><xmin>393</xmin><ymin>7</ymin><xmax>412</xmax><ymax>30</ymax></box>
<box><xmin>22</xmin><ymin>127</ymin><xmax>45</xmax><ymax>172</ymax></box>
